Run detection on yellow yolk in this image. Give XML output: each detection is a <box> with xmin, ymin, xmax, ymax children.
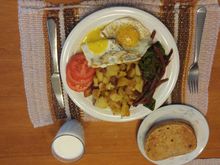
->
<box><xmin>116</xmin><ymin>25</ymin><xmax>140</xmax><ymax>48</ymax></box>
<box><xmin>87</xmin><ymin>39</ymin><xmax>108</xmax><ymax>55</ymax></box>
<box><xmin>82</xmin><ymin>27</ymin><xmax>104</xmax><ymax>43</ymax></box>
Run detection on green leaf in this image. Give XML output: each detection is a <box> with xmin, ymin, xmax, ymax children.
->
<box><xmin>144</xmin><ymin>98</ymin><xmax>156</xmax><ymax>110</ymax></box>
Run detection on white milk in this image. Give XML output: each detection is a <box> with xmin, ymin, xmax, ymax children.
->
<box><xmin>52</xmin><ymin>135</ymin><xmax>84</xmax><ymax>160</ymax></box>
<box><xmin>51</xmin><ymin>119</ymin><xmax>84</xmax><ymax>162</ymax></box>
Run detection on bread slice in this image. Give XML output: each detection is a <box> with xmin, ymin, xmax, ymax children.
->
<box><xmin>144</xmin><ymin>120</ymin><xmax>197</xmax><ymax>161</ymax></box>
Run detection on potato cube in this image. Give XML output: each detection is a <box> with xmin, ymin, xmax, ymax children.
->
<box><xmin>120</xmin><ymin>64</ymin><xmax>127</xmax><ymax>70</ymax></box>
<box><xmin>108</xmin><ymin>100</ymin><xmax>121</xmax><ymax>110</ymax></box>
<box><xmin>93</xmin><ymin>77</ymin><xmax>99</xmax><ymax>87</ymax></box>
<box><xmin>125</xmin><ymin>86</ymin><xmax>133</xmax><ymax>95</ymax></box>
<box><xmin>84</xmin><ymin>87</ymin><xmax>92</xmax><ymax>97</ymax></box>
<box><xmin>135</xmin><ymin>64</ymin><xmax>141</xmax><ymax>76</ymax></box>
<box><xmin>111</xmin><ymin>108</ymin><xmax>121</xmax><ymax>115</ymax></box>
<box><xmin>103</xmin><ymin>76</ymin><xmax>109</xmax><ymax>84</ymax></box>
<box><xmin>106</xmin><ymin>65</ymin><xmax>120</xmax><ymax>77</ymax></box>
<box><xmin>118</xmin><ymin>71</ymin><xmax>127</xmax><ymax>77</ymax></box>
<box><xmin>110</xmin><ymin>92</ymin><xmax>123</xmax><ymax>102</ymax></box>
<box><xmin>96</xmin><ymin>70</ymin><xmax>103</xmax><ymax>82</ymax></box>
<box><xmin>126</xmin><ymin>63</ymin><xmax>135</xmax><ymax>71</ymax></box>
<box><xmin>128</xmin><ymin>68</ymin><xmax>136</xmax><ymax>78</ymax></box>
<box><xmin>104</xmin><ymin>91</ymin><xmax>110</xmax><ymax>97</ymax></box>
<box><xmin>106</xmin><ymin>83</ymin><xmax>114</xmax><ymax>90</ymax></box>
<box><xmin>95</xmin><ymin>97</ymin><xmax>108</xmax><ymax>108</ymax></box>
<box><xmin>121</xmin><ymin>101</ymin><xmax>130</xmax><ymax>116</ymax></box>
<box><xmin>98</xmin><ymin>83</ymin><xmax>106</xmax><ymax>91</ymax></box>
<box><xmin>117</xmin><ymin>77</ymin><xmax>130</xmax><ymax>87</ymax></box>
<box><xmin>92</xmin><ymin>89</ymin><xmax>101</xmax><ymax>99</ymax></box>
<box><xmin>135</xmin><ymin>76</ymin><xmax>144</xmax><ymax>92</ymax></box>
<box><xmin>118</xmin><ymin>87</ymin><xmax>125</xmax><ymax>95</ymax></box>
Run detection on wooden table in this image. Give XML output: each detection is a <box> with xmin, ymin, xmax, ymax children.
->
<box><xmin>0</xmin><ymin>1</ymin><xmax>219</xmax><ymax>165</ymax></box>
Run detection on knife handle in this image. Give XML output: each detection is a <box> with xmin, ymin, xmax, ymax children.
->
<box><xmin>47</xmin><ymin>19</ymin><xmax>59</xmax><ymax>73</ymax></box>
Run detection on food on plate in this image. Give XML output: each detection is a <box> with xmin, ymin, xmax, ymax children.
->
<box><xmin>90</xmin><ymin>63</ymin><xmax>143</xmax><ymax>116</ymax></box>
<box><xmin>66</xmin><ymin>16</ymin><xmax>173</xmax><ymax>116</ymax></box>
<box><xmin>66</xmin><ymin>52</ymin><xmax>95</xmax><ymax>92</ymax></box>
<box><xmin>102</xmin><ymin>17</ymin><xmax>151</xmax><ymax>59</ymax></box>
<box><xmin>82</xmin><ymin>26</ymin><xmax>104</xmax><ymax>43</ymax></box>
<box><xmin>81</xmin><ymin>17</ymin><xmax>152</xmax><ymax>68</ymax></box>
<box><xmin>133</xmin><ymin>41</ymin><xmax>172</xmax><ymax>110</ymax></box>
<box><xmin>102</xmin><ymin>17</ymin><xmax>151</xmax><ymax>47</ymax></box>
<box><xmin>144</xmin><ymin>121</ymin><xmax>197</xmax><ymax>161</ymax></box>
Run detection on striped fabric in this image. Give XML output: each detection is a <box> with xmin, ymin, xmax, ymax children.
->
<box><xmin>18</xmin><ymin>0</ymin><xmax>220</xmax><ymax>126</ymax></box>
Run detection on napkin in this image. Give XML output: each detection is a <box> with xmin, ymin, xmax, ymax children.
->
<box><xmin>18</xmin><ymin>0</ymin><xmax>219</xmax><ymax>127</ymax></box>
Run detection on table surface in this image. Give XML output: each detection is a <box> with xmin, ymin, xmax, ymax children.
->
<box><xmin>0</xmin><ymin>1</ymin><xmax>219</xmax><ymax>165</ymax></box>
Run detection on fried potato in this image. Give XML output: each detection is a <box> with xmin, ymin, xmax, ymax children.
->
<box><xmin>110</xmin><ymin>92</ymin><xmax>123</xmax><ymax>102</ymax></box>
<box><xmin>118</xmin><ymin>71</ymin><xmax>127</xmax><ymax>77</ymax></box>
<box><xmin>106</xmin><ymin>83</ymin><xmax>114</xmax><ymax>90</ymax></box>
<box><xmin>93</xmin><ymin>77</ymin><xmax>99</xmax><ymax>87</ymax></box>
<box><xmin>120</xmin><ymin>63</ymin><xmax>127</xmax><ymax>71</ymax></box>
<box><xmin>134</xmin><ymin>76</ymin><xmax>144</xmax><ymax>92</ymax></box>
<box><xmin>103</xmin><ymin>77</ymin><xmax>109</xmax><ymax>84</ymax></box>
<box><xmin>84</xmin><ymin>87</ymin><xmax>92</xmax><ymax>97</ymax></box>
<box><xmin>92</xmin><ymin>62</ymin><xmax>143</xmax><ymax>117</ymax></box>
<box><xmin>106</xmin><ymin>65</ymin><xmax>120</xmax><ymax>77</ymax></box>
<box><xmin>126</xmin><ymin>63</ymin><xmax>135</xmax><ymax>71</ymax></box>
<box><xmin>98</xmin><ymin>83</ymin><xmax>106</xmax><ymax>91</ymax></box>
<box><xmin>117</xmin><ymin>77</ymin><xmax>130</xmax><ymax>87</ymax></box>
<box><xmin>121</xmin><ymin>101</ymin><xmax>130</xmax><ymax>116</ymax></box>
<box><xmin>96</xmin><ymin>70</ymin><xmax>104</xmax><ymax>82</ymax></box>
<box><xmin>135</xmin><ymin>64</ymin><xmax>141</xmax><ymax>76</ymax></box>
<box><xmin>92</xmin><ymin>89</ymin><xmax>101</xmax><ymax>99</ymax></box>
<box><xmin>95</xmin><ymin>97</ymin><xmax>108</xmax><ymax>108</ymax></box>
<box><xmin>128</xmin><ymin>67</ymin><xmax>136</xmax><ymax>78</ymax></box>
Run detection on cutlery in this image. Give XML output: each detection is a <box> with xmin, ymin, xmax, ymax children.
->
<box><xmin>47</xmin><ymin>19</ymin><xmax>65</xmax><ymax>108</ymax></box>
<box><xmin>188</xmin><ymin>6</ymin><xmax>207</xmax><ymax>93</ymax></box>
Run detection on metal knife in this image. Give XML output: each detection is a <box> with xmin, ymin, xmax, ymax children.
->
<box><xmin>47</xmin><ymin>19</ymin><xmax>65</xmax><ymax>109</ymax></box>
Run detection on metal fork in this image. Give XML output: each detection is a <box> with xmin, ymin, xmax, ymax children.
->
<box><xmin>188</xmin><ymin>6</ymin><xmax>207</xmax><ymax>93</ymax></box>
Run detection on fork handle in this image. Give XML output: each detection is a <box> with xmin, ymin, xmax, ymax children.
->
<box><xmin>194</xmin><ymin>6</ymin><xmax>207</xmax><ymax>63</ymax></box>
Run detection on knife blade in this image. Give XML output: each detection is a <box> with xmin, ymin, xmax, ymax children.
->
<box><xmin>47</xmin><ymin>19</ymin><xmax>65</xmax><ymax>109</ymax></box>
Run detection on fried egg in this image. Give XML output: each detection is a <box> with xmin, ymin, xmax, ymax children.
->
<box><xmin>81</xmin><ymin>39</ymin><xmax>122</xmax><ymax>67</ymax></box>
<box><xmin>102</xmin><ymin>17</ymin><xmax>151</xmax><ymax>55</ymax></box>
<box><xmin>80</xmin><ymin>17</ymin><xmax>152</xmax><ymax>68</ymax></box>
<box><xmin>81</xmin><ymin>39</ymin><xmax>146</xmax><ymax>68</ymax></box>
<box><xmin>102</xmin><ymin>17</ymin><xmax>150</xmax><ymax>41</ymax></box>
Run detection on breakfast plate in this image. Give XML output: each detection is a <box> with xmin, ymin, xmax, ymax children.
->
<box><xmin>60</xmin><ymin>7</ymin><xmax>179</xmax><ymax>121</ymax></box>
<box><xmin>137</xmin><ymin>104</ymin><xmax>209</xmax><ymax>165</ymax></box>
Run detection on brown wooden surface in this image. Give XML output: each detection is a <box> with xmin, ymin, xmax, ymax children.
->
<box><xmin>0</xmin><ymin>1</ymin><xmax>219</xmax><ymax>165</ymax></box>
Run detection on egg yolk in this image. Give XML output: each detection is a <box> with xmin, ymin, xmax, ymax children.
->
<box><xmin>82</xmin><ymin>27</ymin><xmax>104</xmax><ymax>43</ymax></box>
<box><xmin>87</xmin><ymin>39</ymin><xmax>108</xmax><ymax>55</ymax></box>
<box><xmin>116</xmin><ymin>25</ymin><xmax>140</xmax><ymax>48</ymax></box>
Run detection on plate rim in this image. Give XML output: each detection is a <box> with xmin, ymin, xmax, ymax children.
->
<box><xmin>60</xmin><ymin>6</ymin><xmax>180</xmax><ymax>122</ymax></box>
<box><xmin>137</xmin><ymin>104</ymin><xmax>210</xmax><ymax>165</ymax></box>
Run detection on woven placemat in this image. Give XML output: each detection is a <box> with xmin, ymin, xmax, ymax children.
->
<box><xmin>18</xmin><ymin>0</ymin><xmax>220</xmax><ymax>127</ymax></box>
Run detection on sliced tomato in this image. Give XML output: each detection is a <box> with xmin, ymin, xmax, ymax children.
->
<box><xmin>67</xmin><ymin>78</ymin><xmax>92</xmax><ymax>92</ymax></box>
<box><xmin>68</xmin><ymin>52</ymin><xmax>96</xmax><ymax>80</ymax></box>
<box><xmin>66</xmin><ymin>63</ymin><xmax>93</xmax><ymax>85</ymax></box>
<box><xmin>66</xmin><ymin>52</ymin><xmax>95</xmax><ymax>92</ymax></box>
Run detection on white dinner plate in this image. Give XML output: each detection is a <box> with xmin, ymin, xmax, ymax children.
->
<box><xmin>60</xmin><ymin>7</ymin><xmax>179</xmax><ymax>122</ymax></box>
<box><xmin>137</xmin><ymin>104</ymin><xmax>209</xmax><ymax>165</ymax></box>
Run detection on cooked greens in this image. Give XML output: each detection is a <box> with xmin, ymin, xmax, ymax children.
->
<box><xmin>133</xmin><ymin>41</ymin><xmax>172</xmax><ymax>110</ymax></box>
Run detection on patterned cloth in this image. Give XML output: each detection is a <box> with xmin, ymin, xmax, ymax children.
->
<box><xmin>18</xmin><ymin>0</ymin><xmax>220</xmax><ymax>127</ymax></box>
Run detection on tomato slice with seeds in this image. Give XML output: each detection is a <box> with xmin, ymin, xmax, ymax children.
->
<box><xmin>68</xmin><ymin>53</ymin><xmax>96</xmax><ymax>80</ymax></box>
<box><xmin>66</xmin><ymin>63</ymin><xmax>93</xmax><ymax>85</ymax></box>
<box><xmin>66</xmin><ymin>52</ymin><xmax>95</xmax><ymax>92</ymax></box>
<box><xmin>67</xmin><ymin>78</ymin><xmax>92</xmax><ymax>92</ymax></box>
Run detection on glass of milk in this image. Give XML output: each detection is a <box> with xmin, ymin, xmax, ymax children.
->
<box><xmin>51</xmin><ymin>119</ymin><xmax>84</xmax><ymax>162</ymax></box>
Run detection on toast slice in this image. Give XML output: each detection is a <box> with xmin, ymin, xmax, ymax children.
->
<box><xmin>144</xmin><ymin>120</ymin><xmax>197</xmax><ymax>161</ymax></box>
